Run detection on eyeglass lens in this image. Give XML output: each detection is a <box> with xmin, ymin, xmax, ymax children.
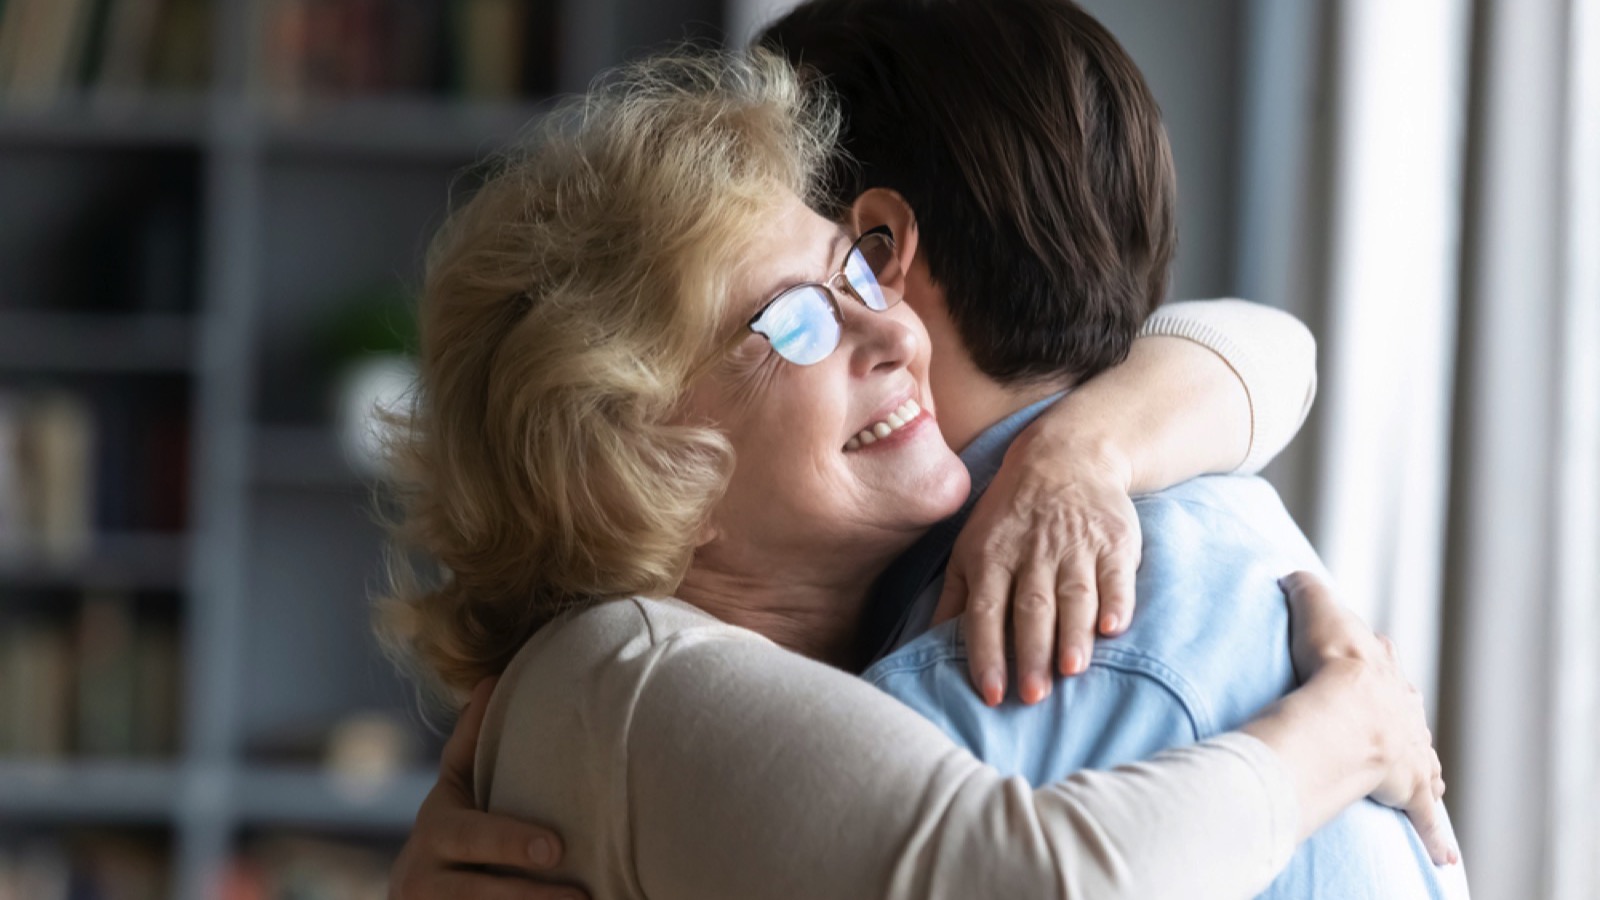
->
<box><xmin>751</xmin><ymin>232</ymin><xmax>896</xmax><ymax>366</ymax></box>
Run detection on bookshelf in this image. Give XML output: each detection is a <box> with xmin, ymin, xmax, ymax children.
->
<box><xmin>0</xmin><ymin>0</ymin><xmax>726</xmax><ymax>897</ymax></box>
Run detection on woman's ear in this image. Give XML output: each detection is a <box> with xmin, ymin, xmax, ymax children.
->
<box><xmin>846</xmin><ymin>188</ymin><xmax>919</xmax><ymax>290</ymax></box>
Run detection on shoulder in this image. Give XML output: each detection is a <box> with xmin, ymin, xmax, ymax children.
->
<box><xmin>473</xmin><ymin>596</ymin><xmax>792</xmax><ymax>898</ymax></box>
<box><xmin>490</xmin><ymin>596</ymin><xmax>770</xmax><ymax>715</ymax></box>
<box><xmin>476</xmin><ymin>596</ymin><xmax>769</xmax><ymax>793</ymax></box>
<box><xmin>1133</xmin><ymin>476</ymin><xmax>1320</xmax><ymax>569</ymax></box>
<box><xmin>521</xmin><ymin>595</ymin><xmax>756</xmax><ymax>663</ymax></box>
<box><xmin>1134</xmin><ymin>474</ymin><xmax>1285</xmax><ymax>525</ymax></box>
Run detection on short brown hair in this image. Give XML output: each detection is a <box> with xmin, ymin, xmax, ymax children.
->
<box><xmin>758</xmin><ymin>0</ymin><xmax>1176</xmax><ymax>385</ymax></box>
<box><xmin>377</xmin><ymin>49</ymin><xmax>838</xmax><ymax>698</ymax></box>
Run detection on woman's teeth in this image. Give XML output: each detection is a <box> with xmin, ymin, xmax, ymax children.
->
<box><xmin>844</xmin><ymin>399</ymin><xmax>923</xmax><ymax>451</ymax></box>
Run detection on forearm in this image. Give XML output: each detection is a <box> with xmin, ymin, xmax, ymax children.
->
<box><xmin>1240</xmin><ymin>662</ymin><xmax>1384</xmax><ymax>843</ymax></box>
<box><xmin>633</xmin><ymin>637</ymin><xmax>1299</xmax><ymax>900</ymax></box>
<box><xmin>1024</xmin><ymin>334</ymin><xmax>1251</xmax><ymax>495</ymax></box>
<box><xmin>1018</xmin><ymin>300</ymin><xmax>1317</xmax><ymax>494</ymax></box>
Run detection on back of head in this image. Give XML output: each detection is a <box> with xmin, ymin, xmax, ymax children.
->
<box><xmin>758</xmin><ymin>0</ymin><xmax>1176</xmax><ymax>385</ymax></box>
<box><xmin>377</xmin><ymin>49</ymin><xmax>837</xmax><ymax>699</ymax></box>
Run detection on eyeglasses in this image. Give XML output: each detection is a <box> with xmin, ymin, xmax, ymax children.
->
<box><xmin>694</xmin><ymin>226</ymin><xmax>901</xmax><ymax>377</ymax></box>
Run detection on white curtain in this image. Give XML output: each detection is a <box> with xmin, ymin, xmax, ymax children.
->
<box><xmin>1241</xmin><ymin>0</ymin><xmax>1600</xmax><ymax>896</ymax></box>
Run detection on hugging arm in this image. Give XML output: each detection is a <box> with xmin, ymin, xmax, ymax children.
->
<box><xmin>625</xmin><ymin>575</ymin><xmax>1447</xmax><ymax>899</ymax></box>
<box><xmin>388</xmin><ymin>576</ymin><xmax>1452</xmax><ymax>899</ymax></box>
<box><xmin>937</xmin><ymin>299</ymin><xmax>1318</xmax><ymax>705</ymax></box>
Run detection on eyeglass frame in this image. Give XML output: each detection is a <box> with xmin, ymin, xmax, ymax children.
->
<box><xmin>686</xmin><ymin>224</ymin><xmax>901</xmax><ymax>382</ymax></box>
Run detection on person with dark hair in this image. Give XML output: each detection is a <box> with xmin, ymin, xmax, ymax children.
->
<box><xmin>764</xmin><ymin>0</ymin><xmax>1178</xmax><ymax>391</ymax></box>
<box><xmin>385</xmin><ymin>3</ymin><xmax>1464</xmax><ymax>898</ymax></box>
<box><xmin>748</xmin><ymin>3</ymin><xmax>1465</xmax><ymax>890</ymax></box>
<box><xmin>749</xmin><ymin>2</ymin><xmax>1465</xmax><ymax>895</ymax></box>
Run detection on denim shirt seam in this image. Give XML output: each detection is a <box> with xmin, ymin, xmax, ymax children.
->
<box><xmin>863</xmin><ymin>641</ymin><xmax>1214</xmax><ymax>739</ymax></box>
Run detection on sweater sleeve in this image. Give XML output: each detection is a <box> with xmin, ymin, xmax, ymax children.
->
<box><xmin>1139</xmin><ymin>299</ymin><xmax>1318</xmax><ymax>474</ymax></box>
<box><xmin>626</xmin><ymin>629</ymin><xmax>1299</xmax><ymax>900</ymax></box>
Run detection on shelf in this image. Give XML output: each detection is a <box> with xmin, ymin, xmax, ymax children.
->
<box><xmin>0</xmin><ymin>312</ymin><xmax>195</xmax><ymax>374</ymax></box>
<box><xmin>233</xmin><ymin>766</ymin><xmax>432</xmax><ymax>830</ymax></box>
<box><xmin>251</xmin><ymin>426</ymin><xmax>368</xmax><ymax>491</ymax></box>
<box><xmin>259</xmin><ymin>95</ymin><xmax>550</xmax><ymax>162</ymax></box>
<box><xmin>0</xmin><ymin>759</ymin><xmax>182</xmax><ymax>823</ymax></box>
<box><xmin>0</xmin><ymin>94</ymin><xmax>207</xmax><ymax>149</ymax></box>
<box><xmin>0</xmin><ymin>532</ymin><xmax>188</xmax><ymax>591</ymax></box>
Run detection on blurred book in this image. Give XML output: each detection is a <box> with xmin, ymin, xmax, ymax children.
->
<box><xmin>0</xmin><ymin>0</ymin><xmax>212</xmax><ymax>106</ymax></box>
<box><xmin>0</xmin><ymin>594</ymin><xmax>181</xmax><ymax>759</ymax></box>
<box><xmin>0</xmin><ymin>393</ymin><xmax>26</xmax><ymax>557</ymax></box>
<box><xmin>223</xmin><ymin>835</ymin><xmax>392</xmax><ymax>900</ymax></box>
<box><xmin>130</xmin><ymin>615</ymin><xmax>179</xmax><ymax>757</ymax></box>
<box><xmin>0</xmin><ymin>618</ymin><xmax>71</xmax><ymax>756</ymax></box>
<box><xmin>0</xmin><ymin>832</ymin><xmax>170</xmax><ymax>900</ymax></box>
<box><xmin>24</xmin><ymin>390</ymin><xmax>97</xmax><ymax>562</ymax></box>
<box><xmin>261</xmin><ymin>0</ymin><xmax>558</xmax><ymax>106</ymax></box>
<box><xmin>0</xmin><ymin>389</ymin><xmax>95</xmax><ymax>564</ymax></box>
<box><xmin>0</xmin><ymin>385</ymin><xmax>189</xmax><ymax>561</ymax></box>
<box><xmin>53</xmin><ymin>184</ymin><xmax>200</xmax><ymax>314</ymax></box>
<box><xmin>74</xmin><ymin>590</ymin><xmax>137</xmax><ymax>756</ymax></box>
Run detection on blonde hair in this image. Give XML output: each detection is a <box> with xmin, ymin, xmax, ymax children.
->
<box><xmin>376</xmin><ymin>48</ymin><xmax>839</xmax><ymax>699</ymax></box>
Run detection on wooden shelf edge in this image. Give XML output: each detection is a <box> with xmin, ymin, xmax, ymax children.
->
<box><xmin>0</xmin><ymin>312</ymin><xmax>196</xmax><ymax>374</ymax></box>
<box><xmin>232</xmin><ymin>766</ymin><xmax>432</xmax><ymax>830</ymax></box>
<box><xmin>0</xmin><ymin>94</ymin><xmax>209</xmax><ymax>148</ymax></box>
<box><xmin>0</xmin><ymin>759</ymin><xmax>183</xmax><ymax>823</ymax></box>
<box><xmin>0</xmin><ymin>532</ymin><xmax>189</xmax><ymax>592</ymax></box>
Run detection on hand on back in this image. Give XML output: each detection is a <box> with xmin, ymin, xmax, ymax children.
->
<box><xmin>1279</xmin><ymin>572</ymin><xmax>1457</xmax><ymax>866</ymax></box>
<box><xmin>933</xmin><ymin>435</ymin><xmax>1141</xmax><ymax>706</ymax></box>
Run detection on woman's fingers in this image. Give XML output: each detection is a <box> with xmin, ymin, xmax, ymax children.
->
<box><xmin>1281</xmin><ymin>570</ymin><xmax>1374</xmax><ymax>680</ymax></box>
<box><xmin>423</xmin><ymin>808</ymin><xmax>568</xmax><ymax>871</ymax></box>
<box><xmin>393</xmin><ymin>804</ymin><xmax>583</xmax><ymax>900</ymax></box>
<box><xmin>1093</xmin><ymin>517</ymin><xmax>1139</xmax><ymax>637</ymax></box>
<box><xmin>937</xmin><ymin>436</ymin><xmax>1145</xmax><ymax>705</ymax></box>
<box><xmin>438</xmin><ymin>678</ymin><xmax>499</xmax><ymax>797</ymax></box>
<box><xmin>1054</xmin><ymin>557</ymin><xmax>1098</xmax><ymax>678</ymax></box>
<box><xmin>1406</xmin><ymin>795</ymin><xmax>1461</xmax><ymax>867</ymax></box>
<box><xmin>388</xmin><ymin>677</ymin><xmax>589</xmax><ymax>900</ymax></box>
<box><xmin>952</xmin><ymin>561</ymin><xmax>1012</xmax><ymax>706</ymax></box>
<box><xmin>1012</xmin><ymin>560</ymin><xmax>1060</xmax><ymax>704</ymax></box>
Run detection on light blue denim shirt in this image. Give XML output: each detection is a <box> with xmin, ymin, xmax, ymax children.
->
<box><xmin>861</xmin><ymin>402</ymin><xmax>1469</xmax><ymax>898</ymax></box>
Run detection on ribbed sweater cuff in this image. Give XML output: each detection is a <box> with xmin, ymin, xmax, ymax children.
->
<box><xmin>1138</xmin><ymin>308</ymin><xmax>1271</xmax><ymax>473</ymax></box>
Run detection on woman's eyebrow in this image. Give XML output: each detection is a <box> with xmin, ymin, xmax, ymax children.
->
<box><xmin>751</xmin><ymin>231</ymin><xmax>852</xmax><ymax>311</ymax></box>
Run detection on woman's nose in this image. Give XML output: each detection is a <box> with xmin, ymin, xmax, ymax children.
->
<box><xmin>840</xmin><ymin>300</ymin><xmax>918</xmax><ymax>377</ymax></box>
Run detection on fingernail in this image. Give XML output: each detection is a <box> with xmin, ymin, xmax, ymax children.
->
<box><xmin>1100</xmin><ymin>613</ymin><xmax>1119</xmax><ymax>635</ymax></box>
<box><xmin>1063</xmin><ymin>648</ymin><xmax>1086</xmax><ymax>676</ymax></box>
<box><xmin>981</xmin><ymin>670</ymin><xmax>1005</xmax><ymax>707</ymax></box>
<box><xmin>1021</xmin><ymin>674</ymin><xmax>1050</xmax><ymax>704</ymax></box>
<box><xmin>529</xmin><ymin>837</ymin><xmax>555</xmax><ymax>867</ymax></box>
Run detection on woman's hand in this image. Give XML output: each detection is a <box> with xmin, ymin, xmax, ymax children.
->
<box><xmin>389</xmin><ymin>679</ymin><xmax>589</xmax><ymax>900</ymax></box>
<box><xmin>930</xmin><ymin>321</ymin><xmax>1294</xmax><ymax>708</ymax></box>
<box><xmin>1247</xmin><ymin>573</ymin><xmax>1459</xmax><ymax>866</ymax></box>
<box><xmin>931</xmin><ymin>429</ymin><xmax>1141</xmax><ymax>707</ymax></box>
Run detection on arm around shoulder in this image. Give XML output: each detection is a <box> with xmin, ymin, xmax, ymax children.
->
<box><xmin>1140</xmin><ymin>299</ymin><xmax>1318</xmax><ymax>474</ymax></box>
<box><xmin>623</xmin><ymin>633</ymin><xmax>1298</xmax><ymax>900</ymax></box>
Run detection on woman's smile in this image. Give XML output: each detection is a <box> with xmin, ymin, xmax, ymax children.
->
<box><xmin>844</xmin><ymin>397</ymin><xmax>931</xmax><ymax>452</ymax></box>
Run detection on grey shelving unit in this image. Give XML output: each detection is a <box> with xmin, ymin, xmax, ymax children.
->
<box><xmin>0</xmin><ymin>0</ymin><xmax>723</xmax><ymax>896</ymax></box>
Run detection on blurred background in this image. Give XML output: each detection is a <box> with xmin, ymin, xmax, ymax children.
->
<box><xmin>0</xmin><ymin>0</ymin><xmax>1593</xmax><ymax>898</ymax></box>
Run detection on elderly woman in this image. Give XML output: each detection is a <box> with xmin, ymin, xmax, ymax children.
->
<box><xmin>380</xmin><ymin>50</ymin><xmax>1445</xmax><ymax>899</ymax></box>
